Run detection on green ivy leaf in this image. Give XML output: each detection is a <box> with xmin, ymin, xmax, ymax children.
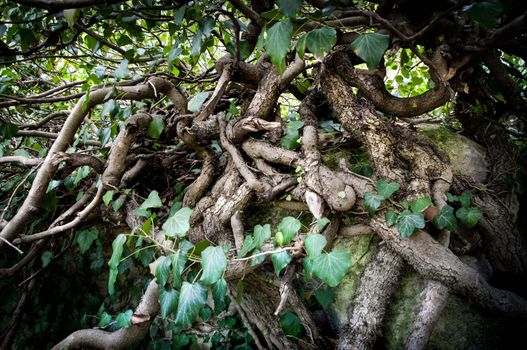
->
<box><xmin>212</xmin><ymin>278</ymin><xmax>227</xmax><ymax>314</ymax></box>
<box><xmin>139</xmin><ymin>190</ymin><xmax>163</xmax><ymax>210</ymax></box>
<box><xmin>0</xmin><ymin>122</ymin><xmax>18</xmax><ymax>138</ymax></box>
<box><xmin>279</xmin><ymin>312</ymin><xmax>303</xmax><ymax>338</ymax></box>
<box><xmin>170</xmin><ymin>250</ymin><xmax>187</xmax><ymax>289</ymax></box>
<box><xmin>304</xmin><ymin>233</ymin><xmax>327</xmax><ymax>257</ymax></box>
<box><xmin>317</xmin><ymin>217</ymin><xmax>331</xmax><ymax>232</ymax></box>
<box><xmin>467</xmin><ymin>0</ymin><xmax>503</xmax><ymax>29</ymax></box>
<box><xmin>238</xmin><ymin>235</ymin><xmax>255</xmax><ymax>258</ymax></box>
<box><xmin>114</xmin><ymin>59</ymin><xmax>130</xmax><ymax>80</ymax></box>
<box><xmin>303</xmin><ymin>255</ymin><xmax>315</xmax><ymax>281</ymax></box>
<box><xmin>364</xmin><ymin>192</ymin><xmax>383</xmax><ymax>215</ymax></box>
<box><xmin>75</xmin><ymin>227</ymin><xmax>99</xmax><ymax>254</ymax></box>
<box><xmin>162</xmin><ymin>207</ymin><xmax>192</xmax><ymax>237</ymax></box>
<box><xmin>432</xmin><ymin>205</ymin><xmax>457</xmax><ymax>231</ymax></box>
<box><xmin>410</xmin><ymin>197</ymin><xmax>433</xmax><ymax>213</ymax></box>
<box><xmin>101</xmin><ymin>99</ymin><xmax>117</xmax><ymax>118</ymax></box>
<box><xmin>253</xmin><ymin>224</ymin><xmax>271</xmax><ymax>249</ymax></box>
<box><xmin>385</xmin><ymin>209</ymin><xmax>398</xmax><ymax>227</ymax></box>
<box><xmin>313</xmin><ymin>250</ymin><xmax>351</xmax><ymax>287</ymax></box>
<box><xmin>63</xmin><ymin>9</ymin><xmax>80</xmax><ymax>28</ymax></box>
<box><xmin>188</xmin><ymin>92</ymin><xmax>209</xmax><ymax>112</ymax></box>
<box><xmin>115</xmin><ymin>309</ymin><xmax>133</xmax><ymax>328</ymax></box>
<box><xmin>306</xmin><ymin>27</ymin><xmax>336</xmax><ymax>58</ymax></box>
<box><xmin>159</xmin><ymin>287</ymin><xmax>179</xmax><ymax>319</ymax></box>
<box><xmin>155</xmin><ymin>255</ymin><xmax>172</xmax><ymax>287</ymax></box>
<box><xmin>314</xmin><ymin>288</ymin><xmax>334</xmax><ymax>309</ymax></box>
<box><xmin>200</xmin><ymin>246</ymin><xmax>228</xmax><ymax>285</ymax></box>
<box><xmin>350</xmin><ymin>33</ymin><xmax>390</xmax><ymax>70</ymax></box>
<box><xmin>376</xmin><ymin>179</ymin><xmax>400</xmax><ymax>199</ymax></box>
<box><xmin>296</xmin><ymin>33</ymin><xmax>307</xmax><ymax>58</ymax></box>
<box><xmin>271</xmin><ymin>251</ymin><xmax>292</xmax><ymax>275</ymax></box>
<box><xmin>98</xmin><ymin>311</ymin><xmax>112</xmax><ymax>328</ymax></box>
<box><xmin>103</xmin><ymin>190</ymin><xmax>114</xmax><ymax>206</ymax></box>
<box><xmin>458</xmin><ymin>193</ymin><xmax>472</xmax><ymax>208</ymax></box>
<box><xmin>456</xmin><ymin>207</ymin><xmax>483</xmax><ymax>229</ymax></box>
<box><xmin>175</xmin><ymin>282</ymin><xmax>207</xmax><ymax>328</ymax></box>
<box><xmin>108</xmin><ymin>234</ymin><xmax>127</xmax><ymax>295</ymax></box>
<box><xmin>277</xmin><ymin>0</ymin><xmax>303</xmax><ymax>17</ymax></box>
<box><xmin>250</xmin><ymin>249</ymin><xmax>266</xmax><ymax>266</ymax></box>
<box><xmin>278</xmin><ymin>216</ymin><xmax>302</xmax><ymax>244</ymax></box>
<box><xmin>147</xmin><ymin>118</ymin><xmax>165</xmax><ymax>139</ymax></box>
<box><xmin>265</xmin><ymin>19</ymin><xmax>293</xmax><ymax>74</ymax></box>
<box><xmin>396</xmin><ymin>210</ymin><xmax>425</xmax><ymax>238</ymax></box>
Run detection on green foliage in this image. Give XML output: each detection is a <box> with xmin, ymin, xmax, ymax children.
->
<box><xmin>133</xmin><ymin>190</ymin><xmax>163</xmax><ymax>217</ymax></box>
<box><xmin>351</xmin><ymin>33</ymin><xmax>390</xmax><ymax>70</ymax></box>
<box><xmin>280</xmin><ymin>120</ymin><xmax>304</xmax><ymax>150</ymax></box>
<box><xmin>316</xmin><ymin>217</ymin><xmax>331</xmax><ymax>232</ymax></box>
<box><xmin>277</xmin><ymin>216</ymin><xmax>302</xmax><ymax>244</ymax></box>
<box><xmin>314</xmin><ymin>288</ymin><xmax>335</xmax><ymax>309</ymax></box>
<box><xmin>385</xmin><ymin>209</ymin><xmax>398</xmax><ymax>227</ymax></box>
<box><xmin>113</xmin><ymin>59</ymin><xmax>130</xmax><ymax>80</ymax></box>
<box><xmin>312</xmin><ymin>251</ymin><xmax>352</xmax><ymax>287</ymax></box>
<box><xmin>115</xmin><ymin>309</ymin><xmax>133</xmax><ymax>328</ymax></box>
<box><xmin>304</xmin><ymin>233</ymin><xmax>327</xmax><ymax>257</ymax></box>
<box><xmin>306</xmin><ymin>27</ymin><xmax>337</xmax><ymax>58</ymax></box>
<box><xmin>396</xmin><ymin>210</ymin><xmax>425</xmax><ymax>237</ymax></box>
<box><xmin>466</xmin><ymin>0</ymin><xmax>503</xmax><ymax>28</ymax></box>
<box><xmin>279</xmin><ymin>312</ymin><xmax>303</xmax><ymax>337</ymax></box>
<box><xmin>175</xmin><ymin>282</ymin><xmax>207</xmax><ymax>328</ymax></box>
<box><xmin>162</xmin><ymin>207</ymin><xmax>192</xmax><ymax>237</ymax></box>
<box><xmin>155</xmin><ymin>255</ymin><xmax>172</xmax><ymax>287</ymax></box>
<box><xmin>271</xmin><ymin>251</ymin><xmax>292</xmax><ymax>275</ymax></box>
<box><xmin>364</xmin><ymin>192</ymin><xmax>383</xmax><ymax>215</ymax></box>
<box><xmin>376</xmin><ymin>180</ymin><xmax>400</xmax><ymax>199</ymax></box>
<box><xmin>108</xmin><ymin>234</ymin><xmax>127</xmax><ymax>295</ymax></box>
<box><xmin>456</xmin><ymin>207</ymin><xmax>483</xmax><ymax>229</ymax></box>
<box><xmin>410</xmin><ymin>198</ymin><xmax>432</xmax><ymax>213</ymax></box>
<box><xmin>432</xmin><ymin>205</ymin><xmax>457</xmax><ymax>231</ymax></box>
<box><xmin>159</xmin><ymin>288</ymin><xmax>179</xmax><ymax>319</ymax></box>
<box><xmin>265</xmin><ymin>19</ymin><xmax>293</xmax><ymax>73</ymax></box>
<box><xmin>147</xmin><ymin>118</ymin><xmax>165</xmax><ymax>139</ymax></box>
<box><xmin>75</xmin><ymin>227</ymin><xmax>99</xmax><ymax>254</ymax></box>
<box><xmin>278</xmin><ymin>0</ymin><xmax>303</xmax><ymax>17</ymax></box>
<box><xmin>200</xmin><ymin>246</ymin><xmax>228</xmax><ymax>285</ymax></box>
<box><xmin>253</xmin><ymin>224</ymin><xmax>271</xmax><ymax>249</ymax></box>
<box><xmin>212</xmin><ymin>278</ymin><xmax>228</xmax><ymax>314</ymax></box>
<box><xmin>188</xmin><ymin>92</ymin><xmax>209</xmax><ymax>112</ymax></box>
<box><xmin>0</xmin><ymin>122</ymin><xmax>18</xmax><ymax>138</ymax></box>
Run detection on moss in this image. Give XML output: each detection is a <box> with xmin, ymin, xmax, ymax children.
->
<box><xmin>381</xmin><ymin>269</ymin><xmax>505</xmax><ymax>350</ymax></box>
<box><xmin>245</xmin><ymin>202</ymin><xmax>312</xmax><ymax>231</ymax></box>
<box><xmin>329</xmin><ymin>234</ymin><xmax>378</xmax><ymax>326</ymax></box>
<box><xmin>321</xmin><ymin>146</ymin><xmax>370</xmax><ymax>171</ymax></box>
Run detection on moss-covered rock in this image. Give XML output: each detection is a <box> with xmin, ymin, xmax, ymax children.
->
<box><xmin>418</xmin><ymin>125</ymin><xmax>489</xmax><ymax>182</ymax></box>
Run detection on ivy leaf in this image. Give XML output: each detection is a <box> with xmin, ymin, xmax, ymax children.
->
<box><xmin>175</xmin><ymin>282</ymin><xmax>207</xmax><ymax>328</ymax></box>
<box><xmin>103</xmin><ymin>191</ymin><xmax>114</xmax><ymax>206</ymax></box>
<box><xmin>376</xmin><ymin>180</ymin><xmax>400</xmax><ymax>199</ymax></box>
<box><xmin>277</xmin><ymin>0</ymin><xmax>303</xmax><ymax>17</ymax></box>
<box><xmin>139</xmin><ymin>190</ymin><xmax>163</xmax><ymax>210</ymax></box>
<box><xmin>364</xmin><ymin>192</ymin><xmax>383</xmax><ymax>216</ymax></box>
<box><xmin>296</xmin><ymin>33</ymin><xmax>307</xmax><ymax>58</ymax></box>
<box><xmin>250</xmin><ymin>249</ymin><xmax>266</xmax><ymax>266</ymax></box>
<box><xmin>467</xmin><ymin>0</ymin><xmax>503</xmax><ymax>29</ymax></box>
<box><xmin>75</xmin><ymin>227</ymin><xmax>99</xmax><ymax>254</ymax></box>
<box><xmin>253</xmin><ymin>224</ymin><xmax>271</xmax><ymax>249</ymax></box>
<box><xmin>271</xmin><ymin>251</ymin><xmax>292</xmax><ymax>275</ymax></box>
<box><xmin>41</xmin><ymin>251</ymin><xmax>53</xmax><ymax>267</ymax></box>
<box><xmin>385</xmin><ymin>209</ymin><xmax>398</xmax><ymax>227</ymax></box>
<box><xmin>63</xmin><ymin>9</ymin><xmax>80</xmax><ymax>28</ymax></box>
<box><xmin>188</xmin><ymin>92</ymin><xmax>209</xmax><ymax>112</ymax></box>
<box><xmin>314</xmin><ymin>288</ymin><xmax>334</xmax><ymax>309</ymax></box>
<box><xmin>456</xmin><ymin>207</ymin><xmax>483</xmax><ymax>229</ymax></box>
<box><xmin>212</xmin><ymin>278</ymin><xmax>227</xmax><ymax>314</ymax></box>
<box><xmin>170</xmin><ymin>250</ymin><xmax>187</xmax><ymax>289</ymax></box>
<box><xmin>350</xmin><ymin>33</ymin><xmax>390</xmax><ymax>70</ymax></box>
<box><xmin>115</xmin><ymin>309</ymin><xmax>133</xmax><ymax>328</ymax></box>
<box><xmin>108</xmin><ymin>234</ymin><xmax>127</xmax><ymax>295</ymax></box>
<box><xmin>162</xmin><ymin>207</ymin><xmax>192</xmax><ymax>237</ymax></box>
<box><xmin>279</xmin><ymin>312</ymin><xmax>303</xmax><ymax>338</ymax></box>
<box><xmin>313</xmin><ymin>250</ymin><xmax>351</xmax><ymax>287</ymax></box>
<box><xmin>114</xmin><ymin>59</ymin><xmax>130</xmax><ymax>80</ymax></box>
<box><xmin>317</xmin><ymin>217</ymin><xmax>331</xmax><ymax>232</ymax></box>
<box><xmin>303</xmin><ymin>255</ymin><xmax>315</xmax><ymax>281</ymax></box>
<box><xmin>306</xmin><ymin>27</ymin><xmax>337</xmax><ymax>58</ymax></box>
<box><xmin>432</xmin><ymin>205</ymin><xmax>457</xmax><ymax>232</ymax></box>
<box><xmin>265</xmin><ymin>19</ymin><xmax>293</xmax><ymax>74</ymax></box>
<box><xmin>155</xmin><ymin>255</ymin><xmax>172</xmax><ymax>287</ymax></box>
<box><xmin>278</xmin><ymin>216</ymin><xmax>302</xmax><ymax>245</ymax></box>
<box><xmin>410</xmin><ymin>197</ymin><xmax>433</xmax><ymax>213</ymax></box>
<box><xmin>98</xmin><ymin>311</ymin><xmax>112</xmax><ymax>328</ymax></box>
<box><xmin>304</xmin><ymin>233</ymin><xmax>327</xmax><ymax>257</ymax></box>
<box><xmin>159</xmin><ymin>287</ymin><xmax>179</xmax><ymax>319</ymax></box>
<box><xmin>200</xmin><ymin>246</ymin><xmax>228</xmax><ymax>285</ymax></box>
<box><xmin>458</xmin><ymin>193</ymin><xmax>472</xmax><ymax>208</ymax></box>
<box><xmin>147</xmin><ymin>118</ymin><xmax>165</xmax><ymax>139</ymax></box>
<box><xmin>238</xmin><ymin>235</ymin><xmax>255</xmax><ymax>258</ymax></box>
<box><xmin>101</xmin><ymin>99</ymin><xmax>117</xmax><ymax>118</ymax></box>
<box><xmin>0</xmin><ymin>122</ymin><xmax>18</xmax><ymax>138</ymax></box>
<box><xmin>396</xmin><ymin>210</ymin><xmax>425</xmax><ymax>238</ymax></box>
